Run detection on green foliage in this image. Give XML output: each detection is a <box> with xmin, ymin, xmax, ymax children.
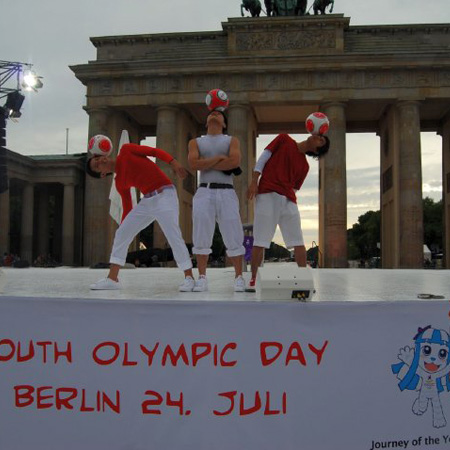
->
<box><xmin>423</xmin><ymin>197</ymin><xmax>443</xmax><ymax>251</ymax></box>
<box><xmin>347</xmin><ymin>197</ymin><xmax>443</xmax><ymax>260</ymax></box>
<box><xmin>347</xmin><ymin>210</ymin><xmax>381</xmax><ymax>261</ymax></box>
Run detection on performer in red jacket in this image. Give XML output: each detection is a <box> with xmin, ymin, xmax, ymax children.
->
<box><xmin>246</xmin><ymin>133</ymin><xmax>329</xmax><ymax>291</ymax></box>
<box><xmin>86</xmin><ymin>140</ymin><xmax>195</xmax><ymax>292</ymax></box>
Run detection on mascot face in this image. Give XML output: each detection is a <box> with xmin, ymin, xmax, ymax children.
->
<box><xmin>419</xmin><ymin>342</ymin><xmax>449</xmax><ymax>374</ymax></box>
<box><xmin>416</xmin><ymin>328</ymin><xmax>450</xmax><ymax>375</ymax></box>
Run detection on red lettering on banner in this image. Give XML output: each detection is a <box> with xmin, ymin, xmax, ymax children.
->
<box><xmin>92</xmin><ymin>341</ymin><xmax>120</xmax><ymax>365</ymax></box>
<box><xmin>14</xmin><ymin>385</ymin><xmax>34</xmax><ymax>407</ymax></box>
<box><xmin>141</xmin><ymin>391</ymin><xmax>186</xmax><ymax>415</ymax></box>
<box><xmin>90</xmin><ymin>341</ymin><xmax>237</xmax><ymax>367</ymax></box>
<box><xmin>215</xmin><ymin>391</ymin><xmax>287</xmax><ymax>416</ymax></box>
<box><xmin>101</xmin><ymin>391</ymin><xmax>121</xmax><ymax>413</ymax></box>
<box><xmin>14</xmin><ymin>385</ymin><xmax>121</xmax><ymax>413</ymax></box>
<box><xmin>192</xmin><ymin>343</ymin><xmax>211</xmax><ymax>366</ymax></box>
<box><xmin>80</xmin><ymin>389</ymin><xmax>95</xmax><ymax>412</ymax></box>
<box><xmin>264</xmin><ymin>391</ymin><xmax>280</xmax><ymax>415</ymax></box>
<box><xmin>17</xmin><ymin>341</ymin><xmax>35</xmax><ymax>362</ymax></box>
<box><xmin>221</xmin><ymin>343</ymin><xmax>237</xmax><ymax>367</ymax></box>
<box><xmin>162</xmin><ymin>344</ymin><xmax>189</xmax><ymax>366</ymax></box>
<box><xmin>308</xmin><ymin>341</ymin><xmax>329</xmax><ymax>365</ymax></box>
<box><xmin>0</xmin><ymin>340</ymin><xmax>73</xmax><ymax>364</ymax></box>
<box><xmin>140</xmin><ymin>343</ymin><xmax>159</xmax><ymax>365</ymax></box>
<box><xmin>142</xmin><ymin>390</ymin><xmax>163</xmax><ymax>414</ymax></box>
<box><xmin>260</xmin><ymin>340</ymin><xmax>329</xmax><ymax>366</ymax></box>
<box><xmin>36</xmin><ymin>341</ymin><xmax>52</xmax><ymax>363</ymax></box>
<box><xmin>0</xmin><ymin>339</ymin><xmax>15</xmax><ymax>361</ymax></box>
<box><xmin>98</xmin><ymin>391</ymin><xmax>120</xmax><ymax>414</ymax></box>
<box><xmin>166</xmin><ymin>391</ymin><xmax>184</xmax><ymax>415</ymax></box>
<box><xmin>54</xmin><ymin>341</ymin><xmax>72</xmax><ymax>364</ymax></box>
<box><xmin>260</xmin><ymin>342</ymin><xmax>283</xmax><ymax>366</ymax></box>
<box><xmin>285</xmin><ymin>342</ymin><xmax>306</xmax><ymax>366</ymax></box>
<box><xmin>55</xmin><ymin>388</ymin><xmax>78</xmax><ymax>410</ymax></box>
<box><xmin>239</xmin><ymin>391</ymin><xmax>261</xmax><ymax>415</ymax></box>
<box><xmin>213</xmin><ymin>391</ymin><xmax>237</xmax><ymax>416</ymax></box>
<box><xmin>123</xmin><ymin>342</ymin><xmax>138</xmax><ymax>366</ymax></box>
<box><xmin>37</xmin><ymin>386</ymin><xmax>54</xmax><ymax>409</ymax></box>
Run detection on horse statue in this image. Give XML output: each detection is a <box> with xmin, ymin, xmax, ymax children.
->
<box><xmin>312</xmin><ymin>0</ymin><xmax>334</xmax><ymax>14</ymax></box>
<box><xmin>269</xmin><ymin>0</ymin><xmax>308</xmax><ymax>16</ymax></box>
<box><xmin>265</xmin><ymin>0</ymin><xmax>275</xmax><ymax>16</ymax></box>
<box><xmin>241</xmin><ymin>0</ymin><xmax>262</xmax><ymax>17</ymax></box>
<box><xmin>295</xmin><ymin>0</ymin><xmax>307</xmax><ymax>15</ymax></box>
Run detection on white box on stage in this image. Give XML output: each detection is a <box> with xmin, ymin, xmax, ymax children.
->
<box><xmin>256</xmin><ymin>266</ymin><xmax>315</xmax><ymax>302</ymax></box>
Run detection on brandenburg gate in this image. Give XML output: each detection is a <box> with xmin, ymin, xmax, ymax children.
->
<box><xmin>71</xmin><ymin>15</ymin><xmax>450</xmax><ymax>269</ymax></box>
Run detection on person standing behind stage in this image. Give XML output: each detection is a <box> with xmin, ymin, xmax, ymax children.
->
<box><xmin>188</xmin><ymin>110</ymin><xmax>246</xmax><ymax>292</ymax></box>
<box><xmin>246</xmin><ymin>133</ymin><xmax>330</xmax><ymax>291</ymax></box>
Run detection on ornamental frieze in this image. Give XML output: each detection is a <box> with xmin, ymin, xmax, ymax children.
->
<box><xmin>92</xmin><ymin>68</ymin><xmax>450</xmax><ymax>98</ymax></box>
<box><xmin>235</xmin><ymin>30</ymin><xmax>336</xmax><ymax>52</ymax></box>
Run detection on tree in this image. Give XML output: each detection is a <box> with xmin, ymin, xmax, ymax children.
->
<box><xmin>347</xmin><ymin>197</ymin><xmax>443</xmax><ymax>261</ymax></box>
<box><xmin>423</xmin><ymin>197</ymin><xmax>443</xmax><ymax>252</ymax></box>
<box><xmin>347</xmin><ymin>210</ymin><xmax>380</xmax><ymax>261</ymax></box>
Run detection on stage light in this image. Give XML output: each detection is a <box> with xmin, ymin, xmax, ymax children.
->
<box><xmin>22</xmin><ymin>71</ymin><xmax>43</xmax><ymax>92</ymax></box>
<box><xmin>4</xmin><ymin>91</ymin><xmax>25</xmax><ymax>118</ymax></box>
<box><xmin>0</xmin><ymin>60</ymin><xmax>43</xmax><ymax>194</ymax></box>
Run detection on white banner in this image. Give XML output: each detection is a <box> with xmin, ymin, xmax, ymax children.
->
<box><xmin>1</xmin><ymin>296</ymin><xmax>450</xmax><ymax>450</ymax></box>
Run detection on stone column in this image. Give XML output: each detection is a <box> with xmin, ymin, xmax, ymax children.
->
<box><xmin>83</xmin><ymin>108</ymin><xmax>111</xmax><ymax>266</ymax></box>
<box><xmin>62</xmin><ymin>183</ymin><xmax>75</xmax><ymax>266</ymax></box>
<box><xmin>227</xmin><ymin>104</ymin><xmax>255</xmax><ymax>224</ymax></box>
<box><xmin>397</xmin><ymin>100</ymin><xmax>423</xmax><ymax>268</ymax></box>
<box><xmin>154</xmin><ymin>106</ymin><xmax>179</xmax><ymax>249</ymax></box>
<box><xmin>379</xmin><ymin>108</ymin><xmax>399</xmax><ymax>269</ymax></box>
<box><xmin>319</xmin><ymin>102</ymin><xmax>347</xmax><ymax>268</ymax></box>
<box><xmin>21</xmin><ymin>183</ymin><xmax>34</xmax><ymax>263</ymax></box>
<box><xmin>0</xmin><ymin>188</ymin><xmax>10</xmax><ymax>254</ymax></box>
<box><xmin>156</xmin><ymin>106</ymin><xmax>178</xmax><ymax>174</ymax></box>
<box><xmin>442</xmin><ymin>115</ymin><xmax>450</xmax><ymax>269</ymax></box>
<box><xmin>37</xmin><ymin>186</ymin><xmax>50</xmax><ymax>257</ymax></box>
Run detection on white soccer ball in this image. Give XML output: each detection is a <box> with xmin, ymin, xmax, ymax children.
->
<box><xmin>88</xmin><ymin>135</ymin><xmax>113</xmax><ymax>156</ymax></box>
<box><xmin>205</xmin><ymin>88</ymin><xmax>229</xmax><ymax>112</ymax></box>
<box><xmin>305</xmin><ymin>112</ymin><xmax>330</xmax><ymax>136</ymax></box>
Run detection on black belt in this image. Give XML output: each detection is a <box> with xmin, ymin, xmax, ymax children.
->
<box><xmin>199</xmin><ymin>183</ymin><xmax>233</xmax><ymax>189</ymax></box>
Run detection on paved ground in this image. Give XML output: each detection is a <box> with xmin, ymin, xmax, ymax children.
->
<box><xmin>1</xmin><ymin>264</ymin><xmax>449</xmax><ymax>302</ymax></box>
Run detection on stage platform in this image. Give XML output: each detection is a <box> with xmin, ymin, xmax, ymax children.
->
<box><xmin>1</xmin><ymin>264</ymin><xmax>449</xmax><ymax>301</ymax></box>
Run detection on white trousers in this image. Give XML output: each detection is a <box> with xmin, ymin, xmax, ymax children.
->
<box><xmin>253</xmin><ymin>192</ymin><xmax>304</xmax><ymax>249</ymax></box>
<box><xmin>110</xmin><ymin>188</ymin><xmax>192</xmax><ymax>271</ymax></box>
<box><xmin>192</xmin><ymin>187</ymin><xmax>245</xmax><ymax>257</ymax></box>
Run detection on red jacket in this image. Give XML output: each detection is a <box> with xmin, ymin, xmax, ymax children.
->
<box><xmin>115</xmin><ymin>144</ymin><xmax>174</xmax><ymax>222</ymax></box>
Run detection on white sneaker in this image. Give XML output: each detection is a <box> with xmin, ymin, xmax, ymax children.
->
<box><xmin>90</xmin><ymin>277</ymin><xmax>121</xmax><ymax>290</ymax></box>
<box><xmin>234</xmin><ymin>275</ymin><xmax>246</xmax><ymax>292</ymax></box>
<box><xmin>193</xmin><ymin>276</ymin><xmax>208</xmax><ymax>292</ymax></box>
<box><xmin>179</xmin><ymin>276</ymin><xmax>195</xmax><ymax>292</ymax></box>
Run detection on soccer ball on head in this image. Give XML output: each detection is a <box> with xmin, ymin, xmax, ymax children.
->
<box><xmin>88</xmin><ymin>135</ymin><xmax>113</xmax><ymax>156</ymax></box>
<box><xmin>205</xmin><ymin>89</ymin><xmax>229</xmax><ymax>112</ymax></box>
<box><xmin>305</xmin><ymin>112</ymin><xmax>330</xmax><ymax>136</ymax></box>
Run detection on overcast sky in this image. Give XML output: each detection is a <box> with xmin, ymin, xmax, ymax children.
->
<box><xmin>2</xmin><ymin>0</ymin><xmax>449</xmax><ymax>249</ymax></box>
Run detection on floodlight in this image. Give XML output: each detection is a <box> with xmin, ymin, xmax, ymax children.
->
<box><xmin>4</xmin><ymin>91</ymin><xmax>25</xmax><ymax>118</ymax></box>
<box><xmin>22</xmin><ymin>71</ymin><xmax>43</xmax><ymax>92</ymax></box>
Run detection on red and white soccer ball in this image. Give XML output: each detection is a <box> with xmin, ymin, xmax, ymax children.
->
<box><xmin>88</xmin><ymin>135</ymin><xmax>113</xmax><ymax>156</ymax></box>
<box><xmin>205</xmin><ymin>89</ymin><xmax>229</xmax><ymax>112</ymax></box>
<box><xmin>305</xmin><ymin>112</ymin><xmax>330</xmax><ymax>136</ymax></box>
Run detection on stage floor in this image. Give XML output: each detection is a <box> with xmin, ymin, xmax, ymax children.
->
<box><xmin>1</xmin><ymin>264</ymin><xmax>449</xmax><ymax>302</ymax></box>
